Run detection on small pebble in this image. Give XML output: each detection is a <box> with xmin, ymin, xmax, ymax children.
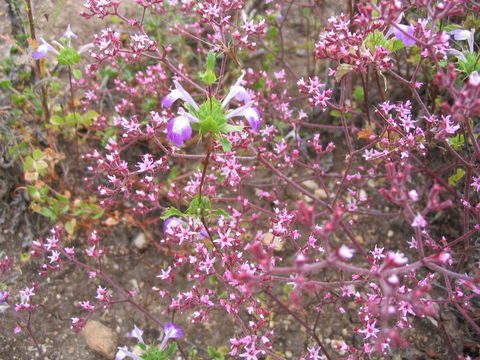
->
<box><xmin>81</xmin><ymin>320</ymin><xmax>117</xmax><ymax>359</ymax></box>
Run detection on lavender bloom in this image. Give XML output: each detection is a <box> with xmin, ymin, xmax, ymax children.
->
<box><xmin>32</xmin><ymin>38</ymin><xmax>59</xmax><ymax>60</ymax></box>
<box><xmin>128</xmin><ymin>325</ymin><xmax>144</xmax><ymax>344</ymax></box>
<box><xmin>115</xmin><ymin>346</ymin><xmax>142</xmax><ymax>360</ymax></box>
<box><xmin>159</xmin><ymin>322</ymin><xmax>183</xmax><ymax>350</ymax></box>
<box><xmin>163</xmin><ymin>323</ymin><xmax>183</xmax><ymax>338</ymax></box>
<box><xmin>392</xmin><ymin>24</ymin><xmax>416</xmax><ymax>47</ymax></box>
<box><xmin>226</xmin><ymin>102</ymin><xmax>262</xmax><ymax>132</ymax></box>
<box><xmin>62</xmin><ymin>24</ymin><xmax>78</xmax><ymax>39</ymax></box>
<box><xmin>167</xmin><ymin>113</ymin><xmax>194</xmax><ymax>146</ymax></box>
<box><xmin>221</xmin><ymin>73</ymin><xmax>251</xmax><ymax>107</ymax></box>
<box><xmin>451</xmin><ymin>28</ymin><xmax>475</xmax><ymax>53</ymax></box>
<box><xmin>162</xmin><ymin>80</ymin><xmax>199</xmax><ymax>110</ymax></box>
<box><xmin>223</xmin><ymin>73</ymin><xmax>262</xmax><ymax>132</ymax></box>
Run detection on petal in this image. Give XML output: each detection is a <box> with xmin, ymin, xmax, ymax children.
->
<box><xmin>162</xmin><ymin>89</ymin><xmax>182</xmax><ymax>108</ymax></box>
<box><xmin>32</xmin><ymin>48</ymin><xmax>48</xmax><ymax>60</ymax></box>
<box><xmin>225</xmin><ymin>101</ymin><xmax>254</xmax><ymax>119</ymax></box>
<box><xmin>235</xmin><ymin>86</ymin><xmax>251</xmax><ymax>103</ymax></box>
<box><xmin>243</xmin><ymin>107</ymin><xmax>261</xmax><ymax>132</ymax></box>
<box><xmin>173</xmin><ymin>80</ymin><xmax>199</xmax><ymax>110</ymax></box>
<box><xmin>115</xmin><ymin>347</ymin><xmax>142</xmax><ymax>360</ymax></box>
<box><xmin>163</xmin><ymin>323</ymin><xmax>183</xmax><ymax>339</ymax></box>
<box><xmin>393</xmin><ymin>24</ymin><xmax>416</xmax><ymax>46</ymax></box>
<box><xmin>451</xmin><ymin>29</ymin><xmax>471</xmax><ymax>41</ymax></box>
<box><xmin>167</xmin><ymin>116</ymin><xmax>192</xmax><ymax>146</ymax></box>
<box><xmin>163</xmin><ymin>217</ymin><xmax>185</xmax><ymax>232</ymax></box>
<box><xmin>128</xmin><ymin>325</ymin><xmax>144</xmax><ymax>344</ymax></box>
<box><xmin>221</xmin><ymin>73</ymin><xmax>246</xmax><ymax>107</ymax></box>
<box><xmin>62</xmin><ymin>24</ymin><xmax>78</xmax><ymax>39</ymax></box>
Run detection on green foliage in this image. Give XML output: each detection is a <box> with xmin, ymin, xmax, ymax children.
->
<box><xmin>448</xmin><ymin>134</ymin><xmax>465</xmax><ymax>150</ymax></box>
<box><xmin>365</xmin><ymin>30</ymin><xmax>405</xmax><ymax>53</ymax></box>
<box><xmin>456</xmin><ymin>52</ymin><xmax>480</xmax><ymax>77</ymax></box>
<box><xmin>161</xmin><ymin>195</ymin><xmax>229</xmax><ymax>221</ymax></box>
<box><xmin>448</xmin><ymin>168</ymin><xmax>466</xmax><ymax>187</ymax></box>
<box><xmin>207</xmin><ymin>346</ymin><xmax>227</xmax><ymax>360</ymax></box>
<box><xmin>199</xmin><ymin>51</ymin><xmax>217</xmax><ymax>85</ymax></box>
<box><xmin>138</xmin><ymin>342</ymin><xmax>178</xmax><ymax>360</ymax></box>
<box><xmin>189</xmin><ymin>98</ymin><xmax>243</xmax><ymax>138</ymax></box>
<box><xmin>57</xmin><ymin>48</ymin><xmax>81</xmax><ymax>66</ymax></box>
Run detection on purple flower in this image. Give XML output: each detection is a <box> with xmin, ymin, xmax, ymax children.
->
<box><xmin>162</xmin><ymin>80</ymin><xmax>199</xmax><ymax>110</ymax></box>
<box><xmin>128</xmin><ymin>325</ymin><xmax>144</xmax><ymax>344</ymax></box>
<box><xmin>115</xmin><ymin>346</ymin><xmax>142</xmax><ymax>360</ymax></box>
<box><xmin>32</xmin><ymin>38</ymin><xmax>59</xmax><ymax>60</ymax></box>
<box><xmin>451</xmin><ymin>28</ymin><xmax>475</xmax><ymax>53</ymax></box>
<box><xmin>167</xmin><ymin>114</ymin><xmax>193</xmax><ymax>146</ymax></box>
<box><xmin>226</xmin><ymin>102</ymin><xmax>262</xmax><ymax>132</ymax></box>
<box><xmin>392</xmin><ymin>24</ymin><xmax>416</xmax><ymax>47</ymax></box>
<box><xmin>221</xmin><ymin>73</ymin><xmax>251</xmax><ymax>107</ymax></box>
<box><xmin>163</xmin><ymin>217</ymin><xmax>184</xmax><ymax>233</ymax></box>
<box><xmin>62</xmin><ymin>24</ymin><xmax>78</xmax><ymax>39</ymax></box>
<box><xmin>159</xmin><ymin>322</ymin><xmax>183</xmax><ymax>350</ymax></box>
<box><xmin>223</xmin><ymin>73</ymin><xmax>262</xmax><ymax>132</ymax></box>
<box><xmin>163</xmin><ymin>323</ymin><xmax>183</xmax><ymax>339</ymax></box>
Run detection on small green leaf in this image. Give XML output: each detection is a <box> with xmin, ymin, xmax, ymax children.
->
<box><xmin>448</xmin><ymin>134</ymin><xmax>465</xmax><ymax>150</ymax></box>
<box><xmin>219</xmin><ymin>137</ymin><xmax>232</xmax><ymax>152</ymax></box>
<box><xmin>32</xmin><ymin>149</ymin><xmax>43</xmax><ymax>160</ymax></box>
<box><xmin>161</xmin><ymin>207</ymin><xmax>185</xmax><ymax>220</ymax></box>
<box><xmin>221</xmin><ymin>124</ymin><xmax>243</xmax><ymax>133</ymax></box>
<box><xmin>199</xmin><ymin>70</ymin><xmax>217</xmax><ymax>85</ymax></box>
<box><xmin>26</xmin><ymin>186</ymin><xmax>41</xmax><ymax>201</ymax></box>
<box><xmin>448</xmin><ymin>168</ymin><xmax>465</xmax><ymax>186</ymax></box>
<box><xmin>72</xmin><ymin>69</ymin><xmax>83</xmax><ymax>79</ymax></box>
<box><xmin>57</xmin><ymin>48</ymin><xmax>81</xmax><ymax>66</ymax></box>
<box><xmin>165</xmin><ymin>342</ymin><xmax>178</xmax><ymax>357</ymax></box>
<box><xmin>0</xmin><ymin>79</ymin><xmax>12</xmax><ymax>90</ymax></box>
<box><xmin>206</xmin><ymin>51</ymin><xmax>217</xmax><ymax>73</ymax></box>
<box><xmin>50</xmin><ymin>115</ymin><xmax>65</xmax><ymax>125</ymax></box>
<box><xmin>39</xmin><ymin>207</ymin><xmax>56</xmax><ymax>220</ymax></box>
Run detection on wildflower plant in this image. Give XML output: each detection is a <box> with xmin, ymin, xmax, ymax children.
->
<box><xmin>2</xmin><ymin>0</ymin><xmax>480</xmax><ymax>360</ymax></box>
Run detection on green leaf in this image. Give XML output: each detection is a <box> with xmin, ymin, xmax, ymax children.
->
<box><xmin>448</xmin><ymin>134</ymin><xmax>465</xmax><ymax>150</ymax></box>
<box><xmin>24</xmin><ymin>157</ymin><xmax>34</xmax><ymax>172</ymax></box>
<box><xmin>199</xmin><ymin>70</ymin><xmax>217</xmax><ymax>85</ymax></box>
<box><xmin>32</xmin><ymin>149</ymin><xmax>43</xmax><ymax>160</ymax></box>
<box><xmin>40</xmin><ymin>207</ymin><xmax>56</xmax><ymax>220</ymax></box>
<box><xmin>448</xmin><ymin>168</ymin><xmax>465</xmax><ymax>186</ymax></box>
<box><xmin>57</xmin><ymin>48</ymin><xmax>81</xmax><ymax>66</ymax></box>
<box><xmin>26</xmin><ymin>186</ymin><xmax>41</xmax><ymax>201</ymax></box>
<box><xmin>72</xmin><ymin>69</ymin><xmax>83</xmax><ymax>79</ymax></box>
<box><xmin>0</xmin><ymin>79</ymin><xmax>12</xmax><ymax>90</ymax></box>
<box><xmin>219</xmin><ymin>137</ymin><xmax>231</xmax><ymax>152</ymax></box>
<box><xmin>220</xmin><ymin>124</ymin><xmax>243</xmax><ymax>133</ymax></box>
<box><xmin>206</xmin><ymin>51</ymin><xmax>217</xmax><ymax>73</ymax></box>
<box><xmin>165</xmin><ymin>342</ymin><xmax>178</xmax><ymax>357</ymax></box>
<box><xmin>186</xmin><ymin>195</ymin><xmax>211</xmax><ymax>216</ymax></box>
<box><xmin>353</xmin><ymin>87</ymin><xmax>364</xmax><ymax>102</ymax></box>
<box><xmin>50</xmin><ymin>115</ymin><xmax>65</xmax><ymax>126</ymax></box>
<box><xmin>161</xmin><ymin>207</ymin><xmax>185</xmax><ymax>220</ymax></box>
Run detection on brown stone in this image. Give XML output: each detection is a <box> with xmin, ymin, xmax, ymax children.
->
<box><xmin>81</xmin><ymin>320</ymin><xmax>117</xmax><ymax>359</ymax></box>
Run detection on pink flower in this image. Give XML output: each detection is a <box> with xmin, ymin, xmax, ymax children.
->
<box><xmin>471</xmin><ymin>176</ymin><xmax>480</xmax><ymax>192</ymax></box>
<box><xmin>411</xmin><ymin>214</ymin><xmax>427</xmax><ymax>228</ymax></box>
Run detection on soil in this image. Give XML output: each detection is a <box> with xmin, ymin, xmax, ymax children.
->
<box><xmin>1</xmin><ymin>1</ymin><xmax>479</xmax><ymax>360</ymax></box>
